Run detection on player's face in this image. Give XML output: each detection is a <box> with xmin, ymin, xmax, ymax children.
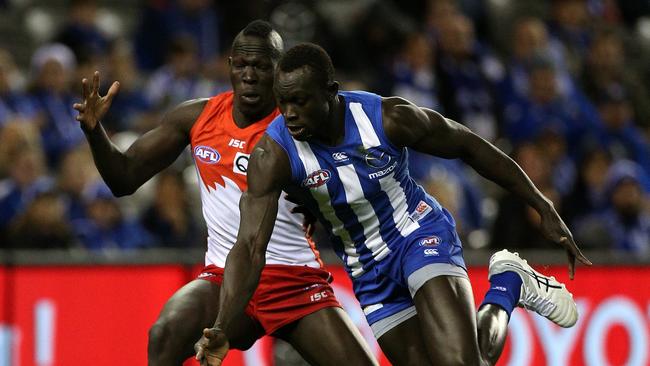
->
<box><xmin>275</xmin><ymin>67</ymin><xmax>332</xmax><ymax>141</ymax></box>
<box><xmin>230</xmin><ymin>35</ymin><xmax>277</xmax><ymax>116</ymax></box>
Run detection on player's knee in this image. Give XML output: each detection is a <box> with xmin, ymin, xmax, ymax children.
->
<box><xmin>148</xmin><ymin>315</ymin><xmax>179</xmax><ymax>352</ymax></box>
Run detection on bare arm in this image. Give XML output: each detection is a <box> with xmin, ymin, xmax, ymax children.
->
<box><xmin>217</xmin><ymin>134</ymin><xmax>291</xmax><ymax>333</ymax></box>
<box><xmin>195</xmin><ymin>134</ymin><xmax>292</xmax><ymax>366</ymax></box>
<box><xmin>382</xmin><ymin>97</ymin><xmax>591</xmax><ymax>277</ymax></box>
<box><xmin>73</xmin><ymin>71</ymin><xmax>204</xmax><ymax>196</ymax></box>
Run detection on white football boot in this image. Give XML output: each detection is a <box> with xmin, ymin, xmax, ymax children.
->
<box><xmin>488</xmin><ymin>249</ymin><xmax>578</xmax><ymax>327</ymax></box>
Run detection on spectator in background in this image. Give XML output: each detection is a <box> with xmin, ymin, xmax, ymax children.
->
<box><xmin>73</xmin><ymin>181</ymin><xmax>153</xmax><ymax>251</ymax></box>
<box><xmin>0</xmin><ymin>49</ymin><xmax>39</xmax><ymax>129</ymax></box>
<box><xmin>564</xmin><ymin>147</ymin><xmax>612</xmax><ymax>225</ymax></box>
<box><xmin>502</xmin><ymin>54</ymin><xmax>600</xmax><ymax>154</ymax></box>
<box><xmin>141</xmin><ymin>170</ymin><xmax>200</xmax><ymax>248</ymax></box>
<box><xmin>547</xmin><ymin>0</ymin><xmax>592</xmax><ymax>76</ymax></box>
<box><xmin>435</xmin><ymin>13</ymin><xmax>502</xmax><ymax>141</ymax></box>
<box><xmin>57</xmin><ymin>146</ymin><xmax>98</xmax><ymax>221</ymax></box>
<box><xmin>581</xmin><ymin>29</ymin><xmax>650</xmax><ymax>129</ymax></box>
<box><xmin>0</xmin><ymin>145</ymin><xmax>52</xmax><ymax>241</ymax></box>
<box><xmin>7</xmin><ymin>190</ymin><xmax>75</xmax><ymax>249</ymax></box>
<box><xmin>536</xmin><ymin>129</ymin><xmax>576</xmax><ymax>197</ymax></box>
<box><xmin>575</xmin><ymin>160</ymin><xmax>650</xmax><ymax>253</ymax></box>
<box><xmin>500</xmin><ymin>17</ymin><xmax>574</xmax><ymax>105</ymax></box>
<box><xmin>29</xmin><ymin>43</ymin><xmax>84</xmax><ymax>168</ymax></box>
<box><xmin>416</xmin><ymin>159</ymin><xmax>485</xmax><ymax>246</ymax></box>
<box><xmin>55</xmin><ymin>0</ymin><xmax>110</xmax><ymax>60</ymax></box>
<box><xmin>391</xmin><ymin>31</ymin><xmax>441</xmax><ymax>110</ymax></box>
<box><xmin>595</xmin><ymin>85</ymin><xmax>650</xmax><ymax>176</ymax></box>
<box><xmin>490</xmin><ymin>143</ymin><xmax>561</xmax><ymax>249</ymax></box>
<box><xmin>134</xmin><ymin>0</ymin><xmax>220</xmax><ymax>71</ymax></box>
<box><xmin>144</xmin><ymin>36</ymin><xmax>212</xmax><ymax>112</ymax></box>
<box><xmin>102</xmin><ymin>40</ymin><xmax>153</xmax><ymax>133</ymax></box>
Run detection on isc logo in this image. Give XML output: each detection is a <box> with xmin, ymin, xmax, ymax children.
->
<box><xmin>302</xmin><ymin>169</ymin><xmax>331</xmax><ymax>188</ymax></box>
<box><xmin>194</xmin><ymin>146</ymin><xmax>220</xmax><ymax>164</ymax></box>
<box><xmin>310</xmin><ymin>291</ymin><xmax>329</xmax><ymax>302</ymax></box>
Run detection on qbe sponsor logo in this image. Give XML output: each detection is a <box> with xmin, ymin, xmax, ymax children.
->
<box><xmin>233</xmin><ymin>152</ymin><xmax>250</xmax><ymax>175</ymax></box>
<box><xmin>194</xmin><ymin>145</ymin><xmax>220</xmax><ymax>164</ymax></box>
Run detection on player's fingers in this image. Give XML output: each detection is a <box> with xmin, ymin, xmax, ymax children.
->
<box><xmin>75</xmin><ymin>114</ymin><xmax>84</xmax><ymax>121</ymax></box>
<box><xmin>92</xmin><ymin>71</ymin><xmax>100</xmax><ymax>94</ymax></box>
<box><xmin>306</xmin><ymin>222</ymin><xmax>315</xmax><ymax>237</ymax></box>
<box><xmin>105</xmin><ymin>81</ymin><xmax>120</xmax><ymax>104</ymax></box>
<box><xmin>566</xmin><ymin>249</ymin><xmax>576</xmax><ymax>280</ymax></box>
<box><xmin>82</xmin><ymin>78</ymin><xmax>90</xmax><ymax>99</ymax></box>
<box><xmin>561</xmin><ymin>236</ymin><xmax>592</xmax><ymax>267</ymax></box>
<box><xmin>203</xmin><ymin>327</ymin><xmax>217</xmax><ymax>339</ymax></box>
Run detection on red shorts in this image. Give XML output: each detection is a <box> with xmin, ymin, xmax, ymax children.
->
<box><xmin>197</xmin><ymin>264</ymin><xmax>341</xmax><ymax>334</ymax></box>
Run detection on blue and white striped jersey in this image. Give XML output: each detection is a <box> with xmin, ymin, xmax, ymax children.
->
<box><xmin>267</xmin><ymin>91</ymin><xmax>453</xmax><ymax>278</ymax></box>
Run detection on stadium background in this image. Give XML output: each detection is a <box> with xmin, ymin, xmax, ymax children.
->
<box><xmin>1</xmin><ymin>0</ymin><xmax>650</xmax><ymax>365</ymax></box>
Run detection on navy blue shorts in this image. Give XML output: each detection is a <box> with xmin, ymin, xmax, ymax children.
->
<box><xmin>352</xmin><ymin>210</ymin><xmax>468</xmax><ymax>338</ymax></box>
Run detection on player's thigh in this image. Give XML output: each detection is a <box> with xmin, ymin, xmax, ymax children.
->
<box><xmin>275</xmin><ymin>306</ymin><xmax>378</xmax><ymax>366</ymax></box>
<box><xmin>413</xmin><ymin>275</ymin><xmax>482</xmax><ymax>365</ymax></box>
<box><xmin>376</xmin><ymin>315</ymin><xmax>433</xmax><ymax>366</ymax></box>
<box><xmin>151</xmin><ymin>279</ymin><xmax>262</xmax><ymax>350</ymax></box>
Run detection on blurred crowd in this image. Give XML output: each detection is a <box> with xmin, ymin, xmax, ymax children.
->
<box><xmin>1</xmin><ymin>0</ymin><xmax>649</xmax><ymax>255</ymax></box>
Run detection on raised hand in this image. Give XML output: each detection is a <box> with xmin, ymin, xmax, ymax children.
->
<box><xmin>72</xmin><ymin>71</ymin><xmax>120</xmax><ymax>132</ymax></box>
<box><xmin>538</xmin><ymin>205</ymin><xmax>592</xmax><ymax>279</ymax></box>
<box><xmin>194</xmin><ymin>327</ymin><xmax>230</xmax><ymax>366</ymax></box>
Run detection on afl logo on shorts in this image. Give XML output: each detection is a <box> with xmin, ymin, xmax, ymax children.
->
<box><xmin>302</xmin><ymin>169</ymin><xmax>331</xmax><ymax>188</ymax></box>
<box><xmin>420</xmin><ymin>236</ymin><xmax>441</xmax><ymax>246</ymax></box>
<box><xmin>194</xmin><ymin>146</ymin><xmax>220</xmax><ymax>164</ymax></box>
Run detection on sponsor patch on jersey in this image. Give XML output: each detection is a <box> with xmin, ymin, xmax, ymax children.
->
<box><xmin>233</xmin><ymin>152</ymin><xmax>249</xmax><ymax>175</ymax></box>
<box><xmin>362</xmin><ymin>147</ymin><xmax>392</xmax><ymax>168</ymax></box>
<box><xmin>302</xmin><ymin>169</ymin><xmax>331</xmax><ymax>188</ymax></box>
<box><xmin>368</xmin><ymin>161</ymin><xmax>397</xmax><ymax>179</ymax></box>
<box><xmin>332</xmin><ymin>152</ymin><xmax>349</xmax><ymax>162</ymax></box>
<box><xmin>409</xmin><ymin>201</ymin><xmax>432</xmax><ymax>222</ymax></box>
<box><xmin>424</xmin><ymin>248</ymin><xmax>439</xmax><ymax>257</ymax></box>
<box><xmin>419</xmin><ymin>236</ymin><xmax>441</xmax><ymax>246</ymax></box>
<box><xmin>194</xmin><ymin>145</ymin><xmax>221</xmax><ymax>164</ymax></box>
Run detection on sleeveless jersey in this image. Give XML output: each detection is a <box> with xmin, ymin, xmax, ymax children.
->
<box><xmin>190</xmin><ymin>91</ymin><xmax>322</xmax><ymax>268</ymax></box>
<box><xmin>266</xmin><ymin>91</ymin><xmax>452</xmax><ymax>278</ymax></box>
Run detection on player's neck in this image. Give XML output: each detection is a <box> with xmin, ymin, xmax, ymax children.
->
<box><xmin>232</xmin><ymin>100</ymin><xmax>276</xmax><ymax>128</ymax></box>
<box><xmin>316</xmin><ymin>95</ymin><xmax>346</xmax><ymax>146</ymax></box>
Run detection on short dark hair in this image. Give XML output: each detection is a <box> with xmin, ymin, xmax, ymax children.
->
<box><xmin>242</xmin><ymin>20</ymin><xmax>274</xmax><ymax>39</ymax></box>
<box><xmin>278</xmin><ymin>43</ymin><xmax>334</xmax><ymax>88</ymax></box>
<box><xmin>233</xmin><ymin>20</ymin><xmax>283</xmax><ymax>59</ymax></box>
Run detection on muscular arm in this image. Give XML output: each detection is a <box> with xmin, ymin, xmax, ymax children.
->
<box><xmin>83</xmin><ymin>99</ymin><xmax>204</xmax><ymax>196</ymax></box>
<box><xmin>74</xmin><ymin>71</ymin><xmax>204</xmax><ymax>196</ymax></box>
<box><xmin>382</xmin><ymin>97</ymin><xmax>590</xmax><ymax>275</ymax></box>
<box><xmin>383</xmin><ymin>97</ymin><xmax>548</xmax><ymax>212</ymax></box>
<box><xmin>214</xmin><ymin>134</ymin><xmax>292</xmax><ymax>337</ymax></box>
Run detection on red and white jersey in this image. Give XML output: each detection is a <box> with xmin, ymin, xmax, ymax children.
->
<box><xmin>190</xmin><ymin>91</ymin><xmax>322</xmax><ymax>268</ymax></box>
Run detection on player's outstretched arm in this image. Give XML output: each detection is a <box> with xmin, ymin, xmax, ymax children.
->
<box><xmin>73</xmin><ymin>71</ymin><xmax>203</xmax><ymax>196</ymax></box>
<box><xmin>382</xmin><ymin>97</ymin><xmax>591</xmax><ymax>278</ymax></box>
<box><xmin>195</xmin><ymin>135</ymin><xmax>291</xmax><ymax>366</ymax></box>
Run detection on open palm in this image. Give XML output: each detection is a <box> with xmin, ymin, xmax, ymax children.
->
<box><xmin>73</xmin><ymin>71</ymin><xmax>120</xmax><ymax>131</ymax></box>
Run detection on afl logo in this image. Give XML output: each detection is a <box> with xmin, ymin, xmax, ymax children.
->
<box><xmin>302</xmin><ymin>169</ymin><xmax>331</xmax><ymax>188</ymax></box>
<box><xmin>419</xmin><ymin>236</ymin><xmax>441</xmax><ymax>246</ymax></box>
<box><xmin>363</xmin><ymin>148</ymin><xmax>392</xmax><ymax>168</ymax></box>
<box><xmin>194</xmin><ymin>146</ymin><xmax>220</xmax><ymax>164</ymax></box>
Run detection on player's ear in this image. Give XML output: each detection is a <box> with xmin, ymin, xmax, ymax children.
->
<box><xmin>327</xmin><ymin>81</ymin><xmax>339</xmax><ymax>100</ymax></box>
<box><xmin>228</xmin><ymin>57</ymin><xmax>233</xmax><ymax>67</ymax></box>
